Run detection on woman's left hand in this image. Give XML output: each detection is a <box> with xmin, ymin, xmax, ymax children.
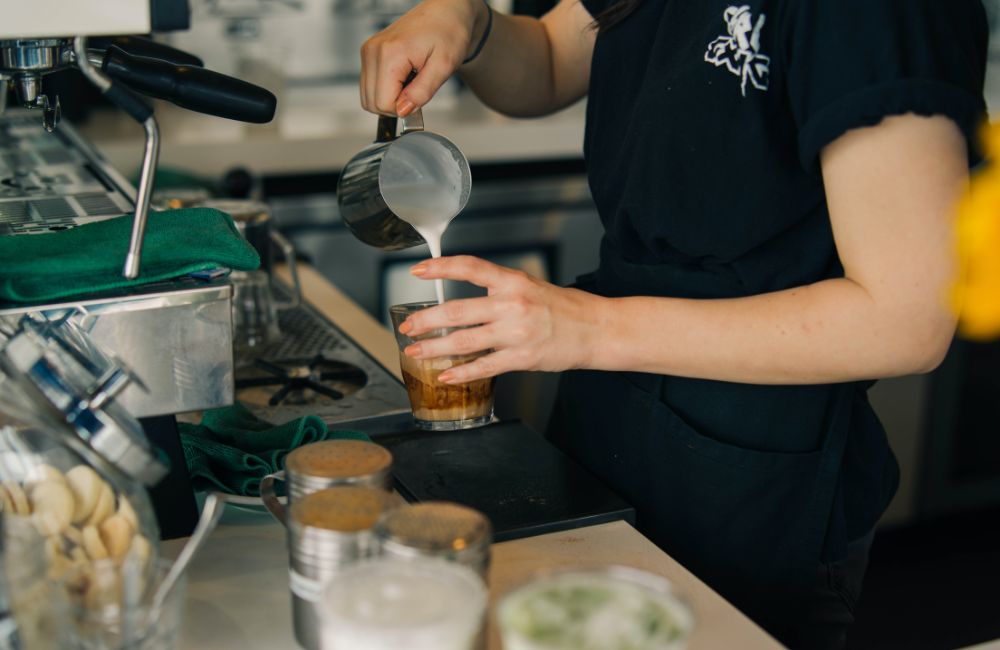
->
<box><xmin>398</xmin><ymin>256</ymin><xmax>607</xmax><ymax>384</ymax></box>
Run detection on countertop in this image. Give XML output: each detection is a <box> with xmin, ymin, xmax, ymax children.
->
<box><xmin>159</xmin><ymin>263</ymin><xmax>782</xmax><ymax>649</ymax></box>
<box><xmin>78</xmin><ymin>88</ymin><xmax>586</xmax><ymax>178</ymax></box>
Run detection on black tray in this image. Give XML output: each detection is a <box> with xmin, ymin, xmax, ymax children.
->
<box><xmin>379</xmin><ymin>421</ymin><xmax>635</xmax><ymax>543</ymax></box>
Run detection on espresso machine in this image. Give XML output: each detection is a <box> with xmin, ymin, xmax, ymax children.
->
<box><xmin>0</xmin><ymin>0</ymin><xmax>279</xmax><ymax>537</ymax></box>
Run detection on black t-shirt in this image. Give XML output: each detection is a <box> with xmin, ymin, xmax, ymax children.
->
<box><xmin>583</xmin><ymin>0</ymin><xmax>986</xmax><ymax>270</ymax></box>
<box><xmin>578</xmin><ymin>0</ymin><xmax>987</xmax><ymax>546</ymax></box>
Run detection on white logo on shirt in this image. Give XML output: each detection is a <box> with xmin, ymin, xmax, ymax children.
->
<box><xmin>704</xmin><ymin>5</ymin><xmax>770</xmax><ymax>96</ymax></box>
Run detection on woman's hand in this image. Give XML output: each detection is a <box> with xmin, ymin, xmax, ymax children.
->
<box><xmin>360</xmin><ymin>0</ymin><xmax>490</xmax><ymax>117</ymax></box>
<box><xmin>398</xmin><ymin>256</ymin><xmax>608</xmax><ymax>383</ymax></box>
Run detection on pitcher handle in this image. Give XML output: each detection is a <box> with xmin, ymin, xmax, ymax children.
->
<box><xmin>260</xmin><ymin>471</ymin><xmax>287</xmax><ymax>526</ymax></box>
<box><xmin>375</xmin><ymin>69</ymin><xmax>423</xmax><ymax>143</ymax></box>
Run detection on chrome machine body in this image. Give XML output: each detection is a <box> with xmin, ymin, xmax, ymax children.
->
<box><xmin>0</xmin><ymin>0</ymin><xmax>278</xmax><ymax>537</ymax></box>
<box><xmin>0</xmin><ymin>0</ymin><xmax>277</xmax><ymax>418</ymax></box>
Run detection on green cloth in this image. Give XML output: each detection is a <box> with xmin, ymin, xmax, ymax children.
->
<box><xmin>0</xmin><ymin>208</ymin><xmax>259</xmax><ymax>303</ymax></box>
<box><xmin>179</xmin><ymin>403</ymin><xmax>370</xmax><ymax>497</ymax></box>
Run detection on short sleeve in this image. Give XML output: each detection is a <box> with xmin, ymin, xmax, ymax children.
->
<box><xmin>783</xmin><ymin>0</ymin><xmax>989</xmax><ymax>172</ymax></box>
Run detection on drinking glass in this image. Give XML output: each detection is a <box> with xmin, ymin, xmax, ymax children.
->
<box><xmin>389</xmin><ymin>302</ymin><xmax>496</xmax><ymax>431</ymax></box>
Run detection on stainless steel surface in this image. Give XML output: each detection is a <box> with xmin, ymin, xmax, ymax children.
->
<box><xmin>0</xmin><ymin>111</ymin><xmax>134</xmax><ymax>234</ymax></box>
<box><xmin>14</xmin><ymin>74</ymin><xmax>41</xmax><ymax>104</ymax></box>
<box><xmin>73</xmin><ymin>35</ymin><xmax>159</xmax><ymax>280</ymax></box>
<box><xmin>233</xmin><ymin>283</ymin><xmax>412</xmax><ymax>430</ymax></box>
<box><xmin>375</xmin><ymin>502</ymin><xmax>492</xmax><ymax>579</ymax></box>
<box><xmin>123</xmin><ymin>116</ymin><xmax>160</xmax><ymax>279</ymax></box>
<box><xmin>0</xmin><ymin>109</ymin><xmax>236</xmax><ymax>418</ymax></box>
<box><xmin>287</xmin><ymin>487</ymin><xmax>398</xmax><ymax>650</ymax></box>
<box><xmin>0</xmin><ymin>281</ymin><xmax>236</xmax><ymax>418</ymax></box>
<box><xmin>0</xmin><ymin>39</ymin><xmax>66</xmax><ymax>72</ymax></box>
<box><xmin>260</xmin><ymin>441</ymin><xmax>393</xmax><ymax>525</ymax></box>
<box><xmin>336</xmin><ymin>107</ymin><xmax>471</xmax><ymax>251</ymax></box>
<box><xmin>0</xmin><ymin>313</ymin><xmax>168</xmax><ymax>484</ymax></box>
<box><xmin>71</xmin><ymin>37</ymin><xmax>111</xmax><ymax>92</ymax></box>
<box><xmin>0</xmin><ymin>38</ymin><xmax>73</xmax><ymax>130</ymax></box>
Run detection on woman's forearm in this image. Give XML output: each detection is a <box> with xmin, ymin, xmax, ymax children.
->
<box><xmin>591</xmin><ymin>277</ymin><xmax>956</xmax><ymax>384</ymax></box>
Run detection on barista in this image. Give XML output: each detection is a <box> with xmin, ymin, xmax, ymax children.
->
<box><xmin>361</xmin><ymin>0</ymin><xmax>987</xmax><ymax>646</ymax></box>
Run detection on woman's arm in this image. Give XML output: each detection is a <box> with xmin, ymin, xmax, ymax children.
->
<box><xmin>399</xmin><ymin>113</ymin><xmax>968</xmax><ymax>385</ymax></box>
<box><xmin>360</xmin><ymin>0</ymin><xmax>595</xmax><ymax>119</ymax></box>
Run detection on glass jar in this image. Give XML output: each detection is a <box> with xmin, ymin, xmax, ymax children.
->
<box><xmin>0</xmin><ymin>313</ymin><xmax>166</xmax><ymax>647</ymax></box>
<box><xmin>2</xmin><ymin>514</ymin><xmax>67</xmax><ymax>649</ymax></box>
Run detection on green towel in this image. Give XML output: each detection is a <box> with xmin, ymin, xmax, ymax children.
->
<box><xmin>0</xmin><ymin>208</ymin><xmax>259</xmax><ymax>303</ymax></box>
<box><xmin>179</xmin><ymin>403</ymin><xmax>370</xmax><ymax>497</ymax></box>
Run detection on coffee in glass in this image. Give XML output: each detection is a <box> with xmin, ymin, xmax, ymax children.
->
<box><xmin>389</xmin><ymin>302</ymin><xmax>496</xmax><ymax>430</ymax></box>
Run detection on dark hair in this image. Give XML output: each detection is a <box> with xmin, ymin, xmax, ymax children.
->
<box><xmin>591</xmin><ymin>0</ymin><xmax>642</xmax><ymax>30</ymax></box>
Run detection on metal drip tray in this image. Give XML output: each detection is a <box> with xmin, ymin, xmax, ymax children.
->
<box><xmin>0</xmin><ymin>111</ymin><xmax>133</xmax><ymax>235</ymax></box>
<box><xmin>234</xmin><ymin>289</ymin><xmax>412</xmax><ymax>431</ymax></box>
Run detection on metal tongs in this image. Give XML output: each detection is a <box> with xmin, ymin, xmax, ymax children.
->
<box><xmin>69</xmin><ymin>36</ymin><xmax>277</xmax><ymax>280</ymax></box>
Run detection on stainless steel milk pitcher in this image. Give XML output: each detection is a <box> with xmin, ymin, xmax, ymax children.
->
<box><xmin>337</xmin><ymin>108</ymin><xmax>471</xmax><ymax>250</ymax></box>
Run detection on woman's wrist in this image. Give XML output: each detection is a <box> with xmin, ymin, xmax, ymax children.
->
<box><xmin>573</xmin><ymin>292</ymin><xmax>618</xmax><ymax>372</ymax></box>
<box><xmin>464</xmin><ymin>0</ymin><xmax>493</xmax><ymax>64</ymax></box>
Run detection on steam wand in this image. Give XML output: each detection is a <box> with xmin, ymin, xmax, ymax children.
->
<box><xmin>73</xmin><ymin>36</ymin><xmax>158</xmax><ymax>280</ymax></box>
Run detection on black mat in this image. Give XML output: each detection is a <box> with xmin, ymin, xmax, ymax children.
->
<box><xmin>379</xmin><ymin>421</ymin><xmax>635</xmax><ymax>542</ymax></box>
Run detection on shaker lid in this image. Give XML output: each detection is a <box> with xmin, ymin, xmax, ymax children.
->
<box><xmin>0</xmin><ymin>314</ymin><xmax>167</xmax><ymax>485</ymax></box>
<box><xmin>375</xmin><ymin>502</ymin><xmax>492</xmax><ymax>554</ymax></box>
<box><xmin>285</xmin><ymin>439</ymin><xmax>392</xmax><ymax>482</ymax></box>
<box><xmin>290</xmin><ymin>486</ymin><xmax>402</xmax><ymax>532</ymax></box>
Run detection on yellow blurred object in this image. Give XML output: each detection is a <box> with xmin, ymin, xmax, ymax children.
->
<box><xmin>954</xmin><ymin>123</ymin><xmax>1000</xmax><ymax>340</ymax></box>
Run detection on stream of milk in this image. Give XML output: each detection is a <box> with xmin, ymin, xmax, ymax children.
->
<box><xmin>389</xmin><ymin>190</ymin><xmax>454</xmax><ymax>304</ymax></box>
<box><xmin>381</xmin><ymin>140</ymin><xmax>465</xmax><ymax>305</ymax></box>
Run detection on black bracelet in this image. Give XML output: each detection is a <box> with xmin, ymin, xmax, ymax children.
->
<box><xmin>463</xmin><ymin>0</ymin><xmax>494</xmax><ymax>64</ymax></box>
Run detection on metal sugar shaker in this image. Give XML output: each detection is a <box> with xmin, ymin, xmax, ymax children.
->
<box><xmin>261</xmin><ymin>439</ymin><xmax>394</xmax><ymax>525</ymax></box>
<box><xmin>374</xmin><ymin>501</ymin><xmax>492</xmax><ymax>580</ymax></box>
<box><xmin>287</xmin><ymin>486</ymin><xmax>403</xmax><ymax>650</ymax></box>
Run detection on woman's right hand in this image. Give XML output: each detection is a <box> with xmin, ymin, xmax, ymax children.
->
<box><xmin>360</xmin><ymin>0</ymin><xmax>488</xmax><ymax>118</ymax></box>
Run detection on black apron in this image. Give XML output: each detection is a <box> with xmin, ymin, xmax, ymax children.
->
<box><xmin>548</xmin><ymin>238</ymin><xmax>855</xmax><ymax>640</ymax></box>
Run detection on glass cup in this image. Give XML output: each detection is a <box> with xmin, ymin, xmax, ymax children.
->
<box><xmin>497</xmin><ymin>566</ymin><xmax>695</xmax><ymax>650</ymax></box>
<box><xmin>231</xmin><ymin>269</ymin><xmax>281</xmax><ymax>356</ymax></box>
<box><xmin>389</xmin><ymin>302</ymin><xmax>496</xmax><ymax>431</ymax></box>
